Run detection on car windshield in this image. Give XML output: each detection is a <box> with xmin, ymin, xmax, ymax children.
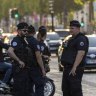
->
<box><xmin>47</xmin><ymin>33</ymin><xmax>60</xmax><ymax>40</ymax></box>
<box><xmin>88</xmin><ymin>36</ymin><xmax>96</xmax><ymax>47</ymax></box>
<box><xmin>56</xmin><ymin>31</ymin><xmax>70</xmax><ymax>38</ymax></box>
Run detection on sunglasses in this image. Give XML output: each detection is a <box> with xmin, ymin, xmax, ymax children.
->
<box><xmin>21</xmin><ymin>29</ymin><xmax>28</xmax><ymax>32</ymax></box>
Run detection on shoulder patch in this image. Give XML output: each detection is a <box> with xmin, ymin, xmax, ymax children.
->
<box><xmin>80</xmin><ymin>42</ymin><xmax>84</xmax><ymax>46</ymax></box>
<box><xmin>41</xmin><ymin>46</ymin><xmax>44</xmax><ymax>51</ymax></box>
<box><xmin>37</xmin><ymin>45</ymin><xmax>40</xmax><ymax>50</ymax></box>
<box><xmin>12</xmin><ymin>42</ymin><xmax>17</xmax><ymax>46</ymax></box>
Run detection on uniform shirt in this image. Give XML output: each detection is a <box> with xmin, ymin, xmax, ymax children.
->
<box><xmin>61</xmin><ymin>33</ymin><xmax>89</xmax><ymax>67</ymax></box>
<box><xmin>38</xmin><ymin>40</ymin><xmax>51</xmax><ymax>56</ymax></box>
<box><xmin>0</xmin><ymin>40</ymin><xmax>9</xmax><ymax>62</ymax></box>
<box><xmin>26</xmin><ymin>36</ymin><xmax>41</xmax><ymax>67</ymax></box>
<box><xmin>11</xmin><ymin>35</ymin><xmax>39</xmax><ymax>64</ymax></box>
<box><xmin>11</xmin><ymin>35</ymin><xmax>29</xmax><ymax>64</ymax></box>
<box><xmin>11</xmin><ymin>36</ymin><xmax>23</xmax><ymax>50</ymax></box>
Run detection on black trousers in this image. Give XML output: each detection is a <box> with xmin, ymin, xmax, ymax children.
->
<box><xmin>29</xmin><ymin>67</ymin><xmax>45</xmax><ymax>96</ymax></box>
<box><xmin>12</xmin><ymin>64</ymin><xmax>31</xmax><ymax>96</ymax></box>
<box><xmin>62</xmin><ymin>67</ymin><xmax>84</xmax><ymax>96</ymax></box>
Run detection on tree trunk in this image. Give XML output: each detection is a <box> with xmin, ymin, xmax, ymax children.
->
<box><xmin>89</xmin><ymin>1</ymin><xmax>94</xmax><ymax>23</ymax></box>
<box><xmin>63</xmin><ymin>0</ymin><xmax>68</xmax><ymax>28</ymax></box>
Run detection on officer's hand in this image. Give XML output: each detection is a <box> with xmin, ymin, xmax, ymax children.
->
<box><xmin>18</xmin><ymin>60</ymin><xmax>25</xmax><ymax>68</ymax></box>
<box><xmin>69</xmin><ymin>67</ymin><xmax>76</xmax><ymax>76</ymax></box>
<box><xmin>42</xmin><ymin>69</ymin><xmax>46</xmax><ymax>77</ymax></box>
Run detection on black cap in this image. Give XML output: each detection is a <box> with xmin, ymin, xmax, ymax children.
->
<box><xmin>38</xmin><ymin>26</ymin><xmax>47</xmax><ymax>33</ymax></box>
<box><xmin>70</xmin><ymin>20</ymin><xmax>81</xmax><ymax>27</ymax></box>
<box><xmin>17</xmin><ymin>22</ymin><xmax>28</xmax><ymax>30</ymax></box>
<box><xmin>28</xmin><ymin>25</ymin><xmax>35</xmax><ymax>34</ymax></box>
<box><xmin>38</xmin><ymin>26</ymin><xmax>47</xmax><ymax>37</ymax></box>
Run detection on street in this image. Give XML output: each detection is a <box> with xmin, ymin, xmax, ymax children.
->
<box><xmin>1</xmin><ymin>55</ymin><xmax>96</xmax><ymax>96</ymax></box>
<box><xmin>47</xmin><ymin>55</ymin><xmax>96</xmax><ymax>96</ymax></box>
<box><xmin>0</xmin><ymin>0</ymin><xmax>96</xmax><ymax>96</ymax></box>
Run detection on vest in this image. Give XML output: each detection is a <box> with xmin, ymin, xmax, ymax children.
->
<box><xmin>14</xmin><ymin>37</ymin><xmax>33</xmax><ymax>67</ymax></box>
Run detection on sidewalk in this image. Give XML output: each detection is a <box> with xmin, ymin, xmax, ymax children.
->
<box><xmin>82</xmin><ymin>74</ymin><xmax>96</xmax><ymax>96</ymax></box>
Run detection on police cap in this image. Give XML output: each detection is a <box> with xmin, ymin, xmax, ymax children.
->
<box><xmin>38</xmin><ymin>26</ymin><xmax>47</xmax><ymax>33</ymax></box>
<box><xmin>17</xmin><ymin>22</ymin><xmax>28</xmax><ymax>30</ymax></box>
<box><xmin>38</xmin><ymin>26</ymin><xmax>47</xmax><ymax>37</ymax></box>
<box><xmin>70</xmin><ymin>20</ymin><xmax>81</xmax><ymax>27</ymax></box>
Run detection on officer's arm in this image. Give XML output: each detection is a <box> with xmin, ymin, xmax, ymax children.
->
<box><xmin>73</xmin><ymin>36</ymin><xmax>88</xmax><ymax>68</ymax></box>
<box><xmin>35</xmin><ymin>51</ymin><xmax>46</xmax><ymax>75</ymax></box>
<box><xmin>69</xmin><ymin>50</ymin><xmax>85</xmax><ymax>76</ymax></box>
<box><xmin>73</xmin><ymin>50</ymin><xmax>85</xmax><ymax>68</ymax></box>
<box><xmin>8</xmin><ymin>47</ymin><xmax>21</xmax><ymax>63</ymax></box>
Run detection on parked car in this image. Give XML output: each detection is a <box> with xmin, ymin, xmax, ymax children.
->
<box><xmin>55</xmin><ymin>29</ymin><xmax>70</xmax><ymax>40</ymax></box>
<box><xmin>46</xmin><ymin>32</ymin><xmax>61</xmax><ymax>55</ymax></box>
<box><xmin>58</xmin><ymin>34</ymin><xmax>96</xmax><ymax>71</ymax></box>
<box><xmin>85</xmin><ymin>34</ymin><xmax>96</xmax><ymax>69</ymax></box>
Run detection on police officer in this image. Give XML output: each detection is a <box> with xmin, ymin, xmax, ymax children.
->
<box><xmin>26</xmin><ymin>25</ymin><xmax>46</xmax><ymax>96</ymax></box>
<box><xmin>61</xmin><ymin>20</ymin><xmax>89</xmax><ymax>96</ymax></box>
<box><xmin>7</xmin><ymin>22</ymin><xmax>31</xmax><ymax>96</ymax></box>
<box><xmin>37</xmin><ymin>26</ymin><xmax>51</xmax><ymax>72</ymax></box>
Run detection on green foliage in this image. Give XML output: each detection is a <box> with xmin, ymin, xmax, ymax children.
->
<box><xmin>0</xmin><ymin>0</ymin><xmax>95</xmax><ymax>20</ymax></box>
<box><xmin>54</xmin><ymin>0</ymin><xmax>64</xmax><ymax>14</ymax></box>
<box><xmin>0</xmin><ymin>0</ymin><xmax>42</xmax><ymax>20</ymax></box>
<box><xmin>54</xmin><ymin>0</ymin><xmax>85</xmax><ymax>14</ymax></box>
<box><xmin>39</xmin><ymin>0</ymin><xmax>49</xmax><ymax>14</ymax></box>
<box><xmin>0</xmin><ymin>0</ymin><xmax>50</xmax><ymax>20</ymax></box>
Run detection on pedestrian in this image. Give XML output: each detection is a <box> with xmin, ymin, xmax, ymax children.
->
<box><xmin>0</xmin><ymin>40</ymin><xmax>12</xmax><ymax>88</ymax></box>
<box><xmin>7</xmin><ymin>22</ymin><xmax>31</xmax><ymax>96</ymax></box>
<box><xmin>61</xmin><ymin>20</ymin><xmax>89</xmax><ymax>96</ymax></box>
<box><xmin>37</xmin><ymin>26</ymin><xmax>51</xmax><ymax>72</ymax></box>
<box><xmin>25</xmin><ymin>25</ymin><xmax>46</xmax><ymax>96</ymax></box>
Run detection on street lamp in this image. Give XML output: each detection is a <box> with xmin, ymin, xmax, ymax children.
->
<box><xmin>51</xmin><ymin>10</ymin><xmax>54</xmax><ymax>31</ymax></box>
<box><xmin>49</xmin><ymin>0</ymin><xmax>54</xmax><ymax>31</ymax></box>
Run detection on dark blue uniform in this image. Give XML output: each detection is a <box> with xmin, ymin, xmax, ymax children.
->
<box><xmin>38</xmin><ymin>40</ymin><xmax>51</xmax><ymax>72</ymax></box>
<box><xmin>11</xmin><ymin>35</ymin><xmax>31</xmax><ymax>96</ymax></box>
<box><xmin>38</xmin><ymin>40</ymin><xmax>51</xmax><ymax>59</ymax></box>
<box><xmin>27</xmin><ymin>36</ymin><xmax>46</xmax><ymax>96</ymax></box>
<box><xmin>38</xmin><ymin>40</ymin><xmax>50</xmax><ymax>56</ymax></box>
<box><xmin>61</xmin><ymin>33</ymin><xmax>89</xmax><ymax>96</ymax></box>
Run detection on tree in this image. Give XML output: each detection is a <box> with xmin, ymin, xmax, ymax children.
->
<box><xmin>54</xmin><ymin>0</ymin><xmax>85</xmax><ymax>28</ymax></box>
<box><xmin>88</xmin><ymin>0</ymin><xmax>94</xmax><ymax>23</ymax></box>
<box><xmin>53</xmin><ymin>0</ymin><xmax>96</xmax><ymax>28</ymax></box>
<box><xmin>0</xmin><ymin>0</ymin><xmax>95</xmax><ymax>27</ymax></box>
<box><xmin>0</xmin><ymin>0</ymin><xmax>41</xmax><ymax>20</ymax></box>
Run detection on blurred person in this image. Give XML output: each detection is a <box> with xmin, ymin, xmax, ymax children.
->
<box><xmin>0</xmin><ymin>40</ymin><xmax>12</xmax><ymax>88</ymax></box>
<box><xmin>61</xmin><ymin>20</ymin><xmax>89</xmax><ymax>96</ymax></box>
<box><xmin>37</xmin><ymin>26</ymin><xmax>51</xmax><ymax>72</ymax></box>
